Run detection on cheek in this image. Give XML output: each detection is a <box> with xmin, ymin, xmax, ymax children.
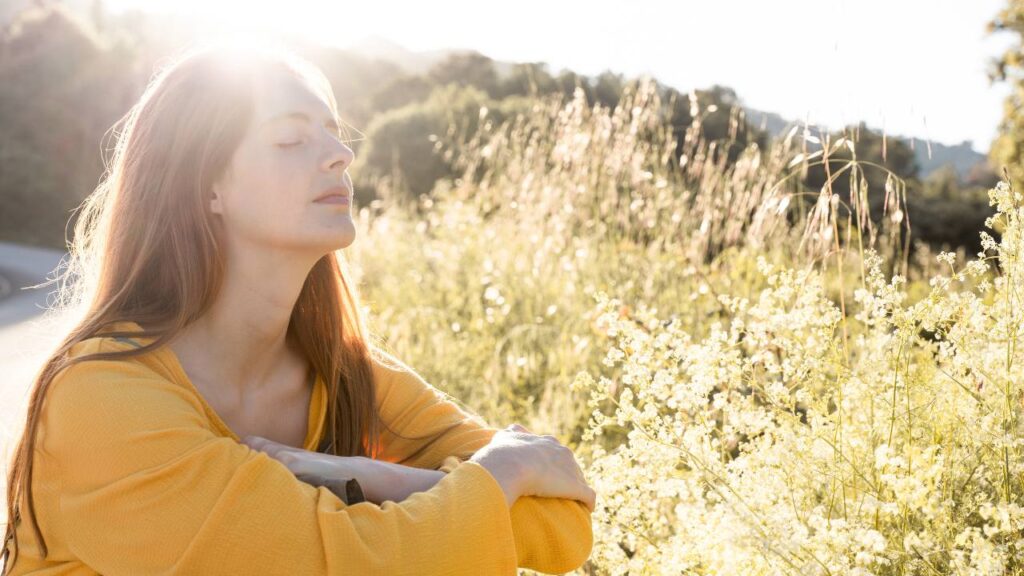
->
<box><xmin>217</xmin><ymin>183</ymin><xmax>308</xmax><ymax>249</ymax></box>
<box><xmin>229</xmin><ymin>154</ymin><xmax>310</xmax><ymax>216</ymax></box>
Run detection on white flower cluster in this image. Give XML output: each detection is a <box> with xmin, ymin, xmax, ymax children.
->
<box><xmin>575</xmin><ymin>181</ymin><xmax>1024</xmax><ymax>574</ymax></box>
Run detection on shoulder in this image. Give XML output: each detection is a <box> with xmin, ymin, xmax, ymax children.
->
<box><xmin>38</xmin><ymin>334</ymin><xmax>243</xmax><ymax>498</ymax></box>
<box><xmin>367</xmin><ymin>347</ymin><xmax>415</xmax><ymax>405</ymax></box>
<box><xmin>367</xmin><ymin>347</ymin><xmax>453</xmax><ymax>406</ymax></box>
<box><xmin>368</xmin><ymin>347</ymin><xmax>414</xmax><ymax>380</ymax></box>
<box><xmin>366</xmin><ymin>347</ymin><xmax>472</xmax><ymax>417</ymax></box>
<box><xmin>42</xmin><ymin>334</ymin><xmax>210</xmax><ymax>454</ymax></box>
<box><xmin>53</xmin><ymin>332</ymin><xmax>188</xmax><ymax>402</ymax></box>
<box><xmin>61</xmin><ymin>318</ymin><xmax>188</xmax><ymax>378</ymax></box>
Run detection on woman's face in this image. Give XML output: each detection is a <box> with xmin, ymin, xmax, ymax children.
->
<box><xmin>209</xmin><ymin>69</ymin><xmax>356</xmax><ymax>255</ymax></box>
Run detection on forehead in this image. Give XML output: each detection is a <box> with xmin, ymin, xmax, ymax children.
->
<box><xmin>251</xmin><ymin>69</ymin><xmax>335</xmax><ymax>127</ymax></box>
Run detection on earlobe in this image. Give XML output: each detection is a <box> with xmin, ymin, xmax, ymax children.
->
<box><xmin>209</xmin><ymin>190</ymin><xmax>223</xmax><ymax>215</ymax></box>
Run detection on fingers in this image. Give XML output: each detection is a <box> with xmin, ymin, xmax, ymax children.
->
<box><xmin>243</xmin><ymin>436</ymin><xmax>313</xmax><ymax>476</ymax></box>
<box><xmin>497</xmin><ymin>425</ymin><xmax>597</xmax><ymax>512</ymax></box>
<box><xmin>241</xmin><ymin>435</ymin><xmax>264</xmax><ymax>450</ymax></box>
<box><xmin>242</xmin><ymin>436</ymin><xmax>298</xmax><ymax>459</ymax></box>
<box><xmin>507</xmin><ymin>424</ymin><xmax>557</xmax><ymax>439</ymax></box>
<box><xmin>243</xmin><ymin>435</ymin><xmax>277</xmax><ymax>452</ymax></box>
<box><xmin>504</xmin><ymin>425</ymin><xmax>588</xmax><ymax>480</ymax></box>
<box><xmin>243</xmin><ymin>435</ymin><xmax>288</xmax><ymax>450</ymax></box>
<box><xmin>506</xmin><ymin>424</ymin><xmax>561</xmax><ymax>445</ymax></box>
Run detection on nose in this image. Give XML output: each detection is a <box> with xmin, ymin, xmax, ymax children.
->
<box><xmin>323</xmin><ymin>140</ymin><xmax>355</xmax><ymax>174</ymax></box>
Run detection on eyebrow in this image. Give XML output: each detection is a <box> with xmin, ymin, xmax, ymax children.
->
<box><xmin>261</xmin><ymin>111</ymin><xmax>340</xmax><ymax>132</ymax></box>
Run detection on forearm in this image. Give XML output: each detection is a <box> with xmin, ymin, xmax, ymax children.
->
<box><xmin>335</xmin><ymin>456</ymin><xmax>446</xmax><ymax>505</ymax></box>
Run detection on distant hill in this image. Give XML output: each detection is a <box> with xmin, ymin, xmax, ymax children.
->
<box><xmin>743</xmin><ymin>107</ymin><xmax>990</xmax><ymax>181</ymax></box>
<box><xmin>348</xmin><ymin>36</ymin><xmax>991</xmax><ymax>182</ymax></box>
<box><xmin>903</xmin><ymin>139</ymin><xmax>990</xmax><ymax>181</ymax></box>
<box><xmin>345</xmin><ymin>35</ymin><xmax>452</xmax><ymax>75</ymax></box>
<box><xmin>1</xmin><ymin>0</ymin><xmax>92</xmax><ymax>27</ymax></box>
<box><xmin>4</xmin><ymin>4</ymin><xmax>992</xmax><ymax>184</ymax></box>
<box><xmin>345</xmin><ymin>34</ymin><xmax>517</xmax><ymax>79</ymax></box>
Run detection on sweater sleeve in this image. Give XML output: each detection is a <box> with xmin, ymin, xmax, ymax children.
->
<box><xmin>41</xmin><ymin>349</ymin><xmax>519</xmax><ymax>576</ymax></box>
<box><xmin>371</xmin><ymin>351</ymin><xmax>594</xmax><ymax>574</ymax></box>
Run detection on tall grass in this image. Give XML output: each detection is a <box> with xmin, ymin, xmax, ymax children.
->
<box><xmin>355</xmin><ymin>79</ymin><xmax>811</xmax><ymax>435</ymax></box>
<box><xmin>351</xmin><ymin>78</ymin><xmax>1016</xmax><ymax>574</ymax></box>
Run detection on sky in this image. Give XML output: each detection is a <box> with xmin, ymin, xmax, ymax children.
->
<box><xmin>107</xmin><ymin>0</ymin><xmax>1016</xmax><ymax>154</ymax></box>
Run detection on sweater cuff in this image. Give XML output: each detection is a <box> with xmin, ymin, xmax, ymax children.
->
<box><xmin>445</xmin><ymin>460</ymin><xmax>518</xmax><ymax>567</ymax></box>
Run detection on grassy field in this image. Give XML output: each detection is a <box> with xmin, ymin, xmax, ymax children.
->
<box><xmin>352</xmin><ymin>80</ymin><xmax>1024</xmax><ymax>575</ymax></box>
<box><xmin>1</xmin><ymin>78</ymin><xmax>1019</xmax><ymax>574</ymax></box>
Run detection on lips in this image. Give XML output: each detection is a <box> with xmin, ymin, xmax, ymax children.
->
<box><xmin>316</xmin><ymin>195</ymin><xmax>350</xmax><ymax>205</ymax></box>
<box><xmin>314</xmin><ymin>185</ymin><xmax>352</xmax><ymax>203</ymax></box>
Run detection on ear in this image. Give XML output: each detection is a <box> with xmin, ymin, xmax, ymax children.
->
<box><xmin>209</xmin><ymin>186</ymin><xmax>224</xmax><ymax>215</ymax></box>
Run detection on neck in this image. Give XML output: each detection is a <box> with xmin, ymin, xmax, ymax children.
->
<box><xmin>169</xmin><ymin>241</ymin><xmax>325</xmax><ymax>397</ymax></box>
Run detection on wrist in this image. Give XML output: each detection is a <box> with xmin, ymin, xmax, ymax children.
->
<box><xmin>383</xmin><ymin>461</ymin><xmax>444</xmax><ymax>502</ymax></box>
<box><xmin>470</xmin><ymin>455</ymin><xmax>527</xmax><ymax>506</ymax></box>
<box><xmin>342</xmin><ymin>456</ymin><xmax>391</xmax><ymax>505</ymax></box>
<box><xmin>342</xmin><ymin>457</ymin><xmax>445</xmax><ymax>504</ymax></box>
<box><xmin>296</xmin><ymin>456</ymin><xmax>373</xmax><ymax>505</ymax></box>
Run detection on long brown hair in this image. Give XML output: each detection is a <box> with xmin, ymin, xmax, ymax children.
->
<box><xmin>2</xmin><ymin>42</ymin><xmax>401</xmax><ymax>571</ymax></box>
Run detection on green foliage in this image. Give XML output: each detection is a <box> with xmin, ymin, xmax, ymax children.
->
<box><xmin>427</xmin><ymin>51</ymin><xmax>500</xmax><ymax>97</ymax></box>
<box><xmin>907</xmin><ymin>165</ymin><xmax>994</xmax><ymax>252</ymax></box>
<box><xmin>366</xmin><ymin>74</ymin><xmax>434</xmax><ymax>114</ymax></box>
<box><xmin>494</xmin><ymin>62</ymin><xmax>559</xmax><ymax>99</ymax></box>
<box><xmin>359</xmin><ymin>84</ymin><xmax>494</xmax><ymax>202</ymax></box>
<box><xmin>988</xmin><ymin>0</ymin><xmax>1024</xmax><ymax>189</ymax></box>
<box><xmin>0</xmin><ymin>4</ymin><xmax>138</xmax><ymax>248</ymax></box>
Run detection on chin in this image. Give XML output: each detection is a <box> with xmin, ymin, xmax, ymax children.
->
<box><xmin>308</xmin><ymin>216</ymin><xmax>356</xmax><ymax>251</ymax></box>
<box><xmin>333</xmin><ymin>227</ymin><xmax>357</xmax><ymax>249</ymax></box>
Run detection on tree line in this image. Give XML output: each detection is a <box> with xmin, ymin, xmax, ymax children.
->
<box><xmin>0</xmin><ymin>1</ymin><xmax>1007</xmax><ymax>252</ymax></box>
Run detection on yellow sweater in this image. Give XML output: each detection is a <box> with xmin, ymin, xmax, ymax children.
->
<box><xmin>4</xmin><ymin>322</ymin><xmax>593</xmax><ymax>575</ymax></box>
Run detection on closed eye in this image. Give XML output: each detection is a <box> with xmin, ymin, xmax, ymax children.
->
<box><xmin>276</xmin><ymin>141</ymin><xmax>303</xmax><ymax>148</ymax></box>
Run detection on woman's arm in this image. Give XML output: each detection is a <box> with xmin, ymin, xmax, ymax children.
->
<box><xmin>243</xmin><ymin>436</ymin><xmax>446</xmax><ymax>506</ymax></box>
<box><xmin>301</xmin><ymin>457</ymin><xmax>444</xmax><ymax>506</ymax></box>
<box><xmin>44</xmin><ymin>343</ymin><xmax>522</xmax><ymax>575</ymax></box>
<box><xmin>371</xmin><ymin>351</ymin><xmax>594</xmax><ymax>575</ymax></box>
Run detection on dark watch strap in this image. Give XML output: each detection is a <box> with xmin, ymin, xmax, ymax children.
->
<box><xmin>296</xmin><ymin>473</ymin><xmax>367</xmax><ymax>505</ymax></box>
<box><xmin>325</xmin><ymin>477</ymin><xmax>366</xmax><ymax>505</ymax></box>
<box><xmin>343</xmin><ymin>477</ymin><xmax>367</xmax><ymax>505</ymax></box>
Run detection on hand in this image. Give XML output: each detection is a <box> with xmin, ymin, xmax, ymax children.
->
<box><xmin>241</xmin><ymin>435</ymin><xmax>347</xmax><ymax>480</ymax></box>
<box><xmin>470</xmin><ymin>424</ymin><xmax>597</xmax><ymax>513</ymax></box>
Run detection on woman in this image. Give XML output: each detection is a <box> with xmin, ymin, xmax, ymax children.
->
<box><xmin>1</xmin><ymin>42</ymin><xmax>595</xmax><ymax>575</ymax></box>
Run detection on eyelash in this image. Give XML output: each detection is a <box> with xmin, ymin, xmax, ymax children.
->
<box><xmin>275</xmin><ymin>128</ymin><xmax>344</xmax><ymax>149</ymax></box>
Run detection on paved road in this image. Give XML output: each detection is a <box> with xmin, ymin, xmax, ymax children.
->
<box><xmin>0</xmin><ymin>241</ymin><xmax>68</xmax><ymax>528</ymax></box>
